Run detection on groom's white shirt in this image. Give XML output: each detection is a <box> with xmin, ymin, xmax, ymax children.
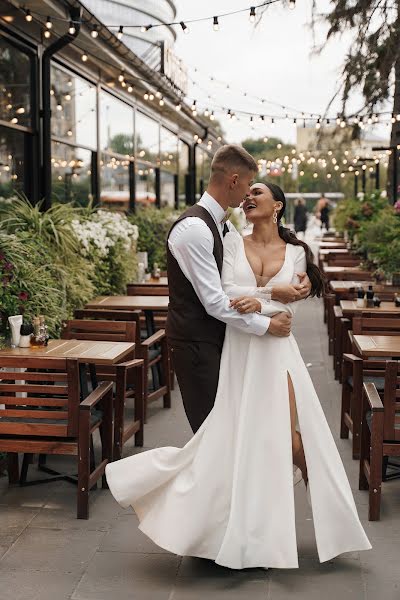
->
<box><xmin>168</xmin><ymin>192</ymin><xmax>270</xmax><ymax>335</ymax></box>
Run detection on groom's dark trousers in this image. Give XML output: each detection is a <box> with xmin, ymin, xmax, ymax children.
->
<box><xmin>166</xmin><ymin>205</ymin><xmax>227</xmax><ymax>433</ymax></box>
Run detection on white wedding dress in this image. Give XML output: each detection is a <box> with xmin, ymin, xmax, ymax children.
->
<box><xmin>106</xmin><ymin>230</ymin><xmax>371</xmax><ymax>569</ymax></box>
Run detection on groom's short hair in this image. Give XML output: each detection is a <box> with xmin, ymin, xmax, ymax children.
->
<box><xmin>210</xmin><ymin>144</ymin><xmax>258</xmax><ymax>179</ymax></box>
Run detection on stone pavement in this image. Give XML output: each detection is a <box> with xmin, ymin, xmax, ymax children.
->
<box><xmin>0</xmin><ymin>298</ymin><xmax>399</xmax><ymax>600</ymax></box>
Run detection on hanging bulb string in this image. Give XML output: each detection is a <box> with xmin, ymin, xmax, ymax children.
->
<box><xmin>22</xmin><ymin>0</ymin><xmax>283</xmax><ymax>32</ymax></box>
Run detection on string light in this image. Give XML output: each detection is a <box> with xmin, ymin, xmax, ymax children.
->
<box><xmin>213</xmin><ymin>16</ymin><xmax>219</xmax><ymax>31</ymax></box>
<box><xmin>118</xmin><ymin>72</ymin><xmax>125</xmax><ymax>82</ymax></box>
<box><xmin>81</xmin><ymin>53</ymin><xmax>88</xmax><ymax>62</ymax></box>
<box><xmin>249</xmin><ymin>6</ymin><xmax>256</xmax><ymax>22</ymax></box>
<box><xmin>117</xmin><ymin>26</ymin><xmax>124</xmax><ymax>39</ymax></box>
<box><xmin>175</xmin><ymin>103</ymin><xmax>182</xmax><ymax>111</ymax></box>
<box><xmin>289</xmin><ymin>0</ymin><xmax>296</xmax><ymax>8</ymax></box>
<box><xmin>68</xmin><ymin>21</ymin><xmax>76</xmax><ymax>35</ymax></box>
<box><xmin>91</xmin><ymin>25</ymin><xmax>99</xmax><ymax>38</ymax></box>
<box><xmin>44</xmin><ymin>29</ymin><xmax>51</xmax><ymax>39</ymax></box>
<box><xmin>45</xmin><ymin>16</ymin><xmax>52</xmax><ymax>29</ymax></box>
<box><xmin>159</xmin><ymin>97</ymin><xmax>164</xmax><ymax>106</ymax></box>
<box><xmin>25</xmin><ymin>9</ymin><xmax>32</xmax><ymax>22</ymax></box>
<box><xmin>180</xmin><ymin>21</ymin><xmax>189</xmax><ymax>34</ymax></box>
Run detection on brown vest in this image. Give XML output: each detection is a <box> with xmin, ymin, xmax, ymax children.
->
<box><xmin>166</xmin><ymin>204</ymin><xmax>227</xmax><ymax>347</ymax></box>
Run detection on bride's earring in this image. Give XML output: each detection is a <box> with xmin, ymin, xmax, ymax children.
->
<box><xmin>273</xmin><ymin>210</ymin><xmax>278</xmax><ymax>224</ymax></box>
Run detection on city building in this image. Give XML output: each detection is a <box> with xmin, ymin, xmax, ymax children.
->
<box><xmin>0</xmin><ymin>0</ymin><xmax>221</xmax><ymax>211</ymax></box>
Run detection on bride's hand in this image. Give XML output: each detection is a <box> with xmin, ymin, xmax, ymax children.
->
<box><xmin>230</xmin><ymin>296</ymin><xmax>262</xmax><ymax>314</ymax></box>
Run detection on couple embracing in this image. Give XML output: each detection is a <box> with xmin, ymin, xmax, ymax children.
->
<box><xmin>106</xmin><ymin>145</ymin><xmax>371</xmax><ymax>569</ymax></box>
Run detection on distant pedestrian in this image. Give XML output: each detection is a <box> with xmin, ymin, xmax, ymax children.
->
<box><xmin>320</xmin><ymin>197</ymin><xmax>330</xmax><ymax>231</ymax></box>
<box><xmin>293</xmin><ymin>198</ymin><xmax>307</xmax><ymax>240</ymax></box>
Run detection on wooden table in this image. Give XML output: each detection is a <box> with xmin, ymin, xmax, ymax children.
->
<box><xmin>0</xmin><ymin>339</ymin><xmax>135</xmax><ymax>365</ymax></box>
<box><xmin>330</xmin><ymin>281</ymin><xmax>373</xmax><ymax>293</ymax></box>
<box><xmin>340</xmin><ymin>300</ymin><xmax>400</xmax><ymax>317</ymax></box>
<box><xmin>319</xmin><ymin>248</ymin><xmax>349</xmax><ymax>256</ymax></box>
<box><xmin>0</xmin><ymin>339</ymin><xmax>135</xmax><ymax>397</ymax></box>
<box><xmin>319</xmin><ymin>242</ymin><xmax>348</xmax><ymax>249</ymax></box>
<box><xmin>353</xmin><ymin>335</ymin><xmax>400</xmax><ymax>358</ymax></box>
<box><xmin>141</xmin><ymin>277</ymin><xmax>168</xmax><ymax>286</ymax></box>
<box><xmin>322</xmin><ymin>265</ymin><xmax>371</xmax><ymax>281</ymax></box>
<box><xmin>87</xmin><ymin>295</ymin><xmax>170</xmax><ymax>336</ymax></box>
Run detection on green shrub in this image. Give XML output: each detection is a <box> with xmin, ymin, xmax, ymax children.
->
<box><xmin>333</xmin><ymin>192</ymin><xmax>389</xmax><ymax>239</ymax></box>
<box><xmin>356</xmin><ymin>207</ymin><xmax>400</xmax><ymax>276</ymax></box>
<box><xmin>129</xmin><ymin>206</ymin><xmax>180</xmax><ymax>271</ymax></box>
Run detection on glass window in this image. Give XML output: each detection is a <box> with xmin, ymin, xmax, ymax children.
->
<box><xmin>100</xmin><ymin>154</ymin><xmax>130</xmax><ymax>211</ymax></box>
<box><xmin>0</xmin><ymin>38</ymin><xmax>31</xmax><ymax>128</ymax></box>
<box><xmin>51</xmin><ymin>141</ymin><xmax>92</xmax><ymax>206</ymax></box>
<box><xmin>136</xmin><ymin>162</ymin><xmax>156</xmax><ymax>207</ymax></box>
<box><xmin>100</xmin><ymin>92</ymin><xmax>134</xmax><ymax>155</ymax></box>
<box><xmin>160</xmin><ymin>171</ymin><xmax>175</xmax><ymax>208</ymax></box>
<box><xmin>136</xmin><ymin>112</ymin><xmax>159</xmax><ymax>165</ymax></box>
<box><xmin>51</xmin><ymin>65</ymin><xmax>97</xmax><ymax>148</ymax></box>
<box><xmin>0</xmin><ymin>126</ymin><xmax>25</xmax><ymax>199</ymax></box>
<box><xmin>160</xmin><ymin>127</ymin><xmax>178</xmax><ymax>173</ymax></box>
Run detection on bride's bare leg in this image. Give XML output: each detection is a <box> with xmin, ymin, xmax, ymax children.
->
<box><xmin>288</xmin><ymin>374</ymin><xmax>308</xmax><ymax>485</ymax></box>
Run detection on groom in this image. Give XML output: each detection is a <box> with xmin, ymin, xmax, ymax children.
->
<box><xmin>166</xmin><ymin>144</ymin><xmax>311</xmax><ymax>432</ymax></box>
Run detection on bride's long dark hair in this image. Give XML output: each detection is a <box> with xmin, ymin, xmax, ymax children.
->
<box><xmin>264</xmin><ymin>182</ymin><xmax>325</xmax><ymax>298</ymax></box>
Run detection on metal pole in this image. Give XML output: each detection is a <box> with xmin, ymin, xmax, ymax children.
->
<box><xmin>354</xmin><ymin>173</ymin><xmax>358</xmax><ymax>197</ymax></box>
<box><xmin>362</xmin><ymin>168</ymin><xmax>366</xmax><ymax>193</ymax></box>
<box><xmin>41</xmin><ymin>8</ymin><xmax>82</xmax><ymax>210</ymax></box>
<box><xmin>375</xmin><ymin>162</ymin><xmax>380</xmax><ymax>190</ymax></box>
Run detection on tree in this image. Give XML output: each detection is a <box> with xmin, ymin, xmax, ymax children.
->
<box><xmin>311</xmin><ymin>0</ymin><xmax>400</xmax><ymax>201</ymax></box>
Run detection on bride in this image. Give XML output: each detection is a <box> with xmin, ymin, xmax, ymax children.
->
<box><xmin>106</xmin><ymin>182</ymin><xmax>371</xmax><ymax>569</ymax></box>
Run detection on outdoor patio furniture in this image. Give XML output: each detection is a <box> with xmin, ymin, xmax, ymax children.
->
<box><xmin>359</xmin><ymin>361</ymin><xmax>400</xmax><ymax>520</ymax></box>
<box><xmin>61</xmin><ymin>319</ymin><xmax>144</xmax><ymax>460</ymax></box>
<box><xmin>341</xmin><ymin>326</ymin><xmax>400</xmax><ymax>458</ymax></box>
<box><xmin>75</xmin><ymin>308</ymin><xmax>171</xmax><ymax>421</ymax></box>
<box><xmin>0</xmin><ymin>356</ymin><xmax>113</xmax><ymax>519</ymax></box>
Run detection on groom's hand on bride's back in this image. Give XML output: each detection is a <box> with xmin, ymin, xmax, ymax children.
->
<box><xmin>272</xmin><ymin>273</ymin><xmax>311</xmax><ymax>303</ymax></box>
<box><xmin>269</xmin><ymin>313</ymin><xmax>292</xmax><ymax>337</ymax></box>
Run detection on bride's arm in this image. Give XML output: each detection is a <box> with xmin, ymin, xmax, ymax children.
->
<box><xmin>259</xmin><ymin>246</ymin><xmax>307</xmax><ymax>317</ymax></box>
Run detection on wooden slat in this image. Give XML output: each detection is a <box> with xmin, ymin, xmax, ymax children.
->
<box><xmin>0</xmin><ymin>422</ymin><xmax>68</xmax><ymax>436</ymax></box>
<box><xmin>0</xmin><ymin>372</ymin><xmax>68</xmax><ymax>381</ymax></box>
<box><xmin>0</xmin><ymin>396</ymin><xmax>67</xmax><ymax>407</ymax></box>
<box><xmin>0</xmin><ymin>409</ymin><xmax>68</xmax><ymax>419</ymax></box>
<box><xmin>0</xmin><ymin>438</ymin><xmax>78</xmax><ymax>455</ymax></box>
<box><xmin>0</xmin><ymin>384</ymin><xmax>67</xmax><ymax>394</ymax></box>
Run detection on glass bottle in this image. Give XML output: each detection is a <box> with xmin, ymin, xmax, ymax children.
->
<box><xmin>30</xmin><ymin>317</ymin><xmax>43</xmax><ymax>347</ymax></box>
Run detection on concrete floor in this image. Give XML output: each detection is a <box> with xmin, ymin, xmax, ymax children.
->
<box><xmin>0</xmin><ymin>298</ymin><xmax>399</xmax><ymax>600</ymax></box>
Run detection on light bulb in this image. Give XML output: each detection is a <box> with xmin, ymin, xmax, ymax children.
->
<box><xmin>176</xmin><ymin>103</ymin><xmax>182</xmax><ymax>111</ymax></box>
<box><xmin>180</xmin><ymin>21</ymin><xmax>189</xmax><ymax>34</ymax></box>
<box><xmin>249</xmin><ymin>7</ymin><xmax>256</xmax><ymax>22</ymax></box>
<box><xmin>289</xmin><ymin>0</ymin><xmax>296</xmax><ymax>8</ymax></box>
<box><xmin>25</xmin><ymin>10</ymin><xmax>32</xmax><ymax>22</ymax></box>
<box><xmin>46</xmin><ymin>16</ymin><xmax>52</xmax><ymax>29</ymax></box>
<box><xmin>68</xmin><ymin>21</ymin><xmax>76</xmax><ymax>35</ymax></box>
<box><xmin>44</xmin><ymin>29</ymin><xmax>51</xmax><ymax>39</ymax></box>
<box><xmin>91</xmin><ymin>26</ymin><xmax>98</xmax><ymax>38</ymax></box>
<box><xmin>117</xmin><ymin>26</ymin><xmax>123</xmax><ymax>40</ymax></box>
<box><xmin>81</xmin><ymin>53</ymin><xmax>88</xmax><ymax>62</ymax></box>
<box><xmin>213</xmin><ymin>16</ymin><xmax>219</xmax><ymax>31</ymax></box>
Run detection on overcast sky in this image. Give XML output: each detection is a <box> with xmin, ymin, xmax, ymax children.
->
<box><xmin>173</xmin><ymin>0</ymin><xmax>391</xmax><ymax>145</ymax></box>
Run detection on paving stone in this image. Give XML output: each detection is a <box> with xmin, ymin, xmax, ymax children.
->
<box><xmin>72</xmin><ymin>551</ymin><xmax>180</xmax><ymax>600</ymax></box>
<box><xmin>0</xmin><ymin>506</ymin><xmax>38</xmax><ymax>546</ymax></box>
<box><xmin>100</xmin><ymin>513</ymin><xmax>170</xmax><ymax>553</ymax></box>
<box><xmin>268</xmin><ymin>557</ymin><xmax>364</xmax><ymax>599</ymax></box>
<box><xmin>178</xmin><ymin>556</ymin><xmax>269</xmax><ymax>581</ymax></box>
<box><xmin>0</xmin><ymin>568</ymin><xmax>81</xmax><ymax>600</ymax></box>
<box><xmin>0</xmin><ymin>527</ymin><xmax>105</xmax><ymax>574</ymax></box>
<box><xmin>171</xmin><ymin>578</ymin><xmax>269</xmax><ymax>599</ymax></box>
